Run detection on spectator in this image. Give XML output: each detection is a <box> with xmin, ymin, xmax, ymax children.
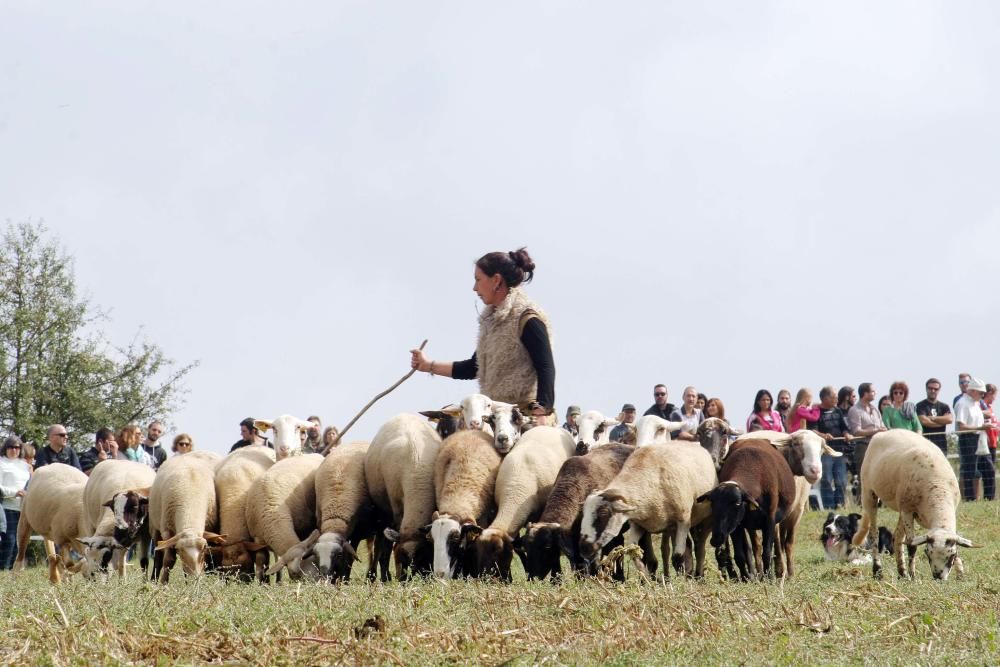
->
<box><xmin>916</xmin><ymin>377</ymin><xmax>953</xmax><ymax>456</ymax></box>
<box><xmin>322</xmin><ymin>426</ymin><xmax>340</xmax><ymax>451</ymax></box>
<box><xmin>786</xmin><ymin>388</ymin><xmax>821</xmax><ymax>432</ymax></box>
<box><xmin>609</xmin><ymin>404</ymin><xmax>637</xmax><ymax>442</ymax></box>
<box><xmin>984</xmin><ymin>383</ymin><xmax>998</xmax><ymax>466</ymax></box>
<box><xmin>643</xmin><ymin>384</ymin><xmax>675</xmax><ymax>420</ymax></box>
<box><xmin>141</xmin><ymin>421</ymin><xmax>168</xmax><ymax>471</ymax></box>
<box><xmin>79</xmin><ymin>428</ymin><xmax>122</xmax><ymax>475</ymax></box>
<box><xmin>695</xmin><ymin>393</ymin><xmax>707</xmax><ymax>412</ymax></box>
<box><xmin>230</xmin><ymin>417</ymin><xmax>273</xmax><ymax>452</ymax></box>
<box><xmin>746</xmin><ymin>389</ymin><xmax>784</xmax><ymax>433</ymax></box>
<box><xmin>0</xmin><ymin>436</ymin><xmax>31</xmax><ymax>569</ymax></box>
<box><xmin>303</xmin><ymin>416</ymin><xmax>323</xmax><ymax>454</ymax></box>
<box><xmin>815</xmin><ymin>386</ymin><xmax>853</xmax><ymax>509</ymax></box>
<box><xmin>848</xmin><ymin>383</ymin><xmax>887</xmax><ymax>480</ymax></box>
<box><xmin>171</xmin><ymin>433</ymin><xmax>194</xmax><ymax>454</ymax></box>
<box><xmin>704</xmin><ymin>398</ymin><xmax>726</xmax><ymax>422</ymax></box>
<box><xmin>670</xmin><ymin>387</ymin><xmax>704</xmax><ymax>441</ymax></box>
<box><xmin>877</xmin><ymin>395</ymin><xmax>891</xmax><ymax>414</ymax></box>
<box><xmin>955</xmin><ymin>377</ymin><xmax>994</xmax><ymax>501</ymax></box>
<box><xmin>882</xmin><ymin>381</ymin><xmax>921</xmax><ymax>433</ymax></box>
<box><xmin>120</xmin><ymin>424</ymin><xmax>155</xmax><ymax>468</ymax></box>
<box><xmin>954</xmin><ymin>372</ymin><xmax>971</xmax><ymax>408</ymax></box>
<box><xmin>775</xmin><ymin>389</ymin><xmax>792</xmax><ymax>426</ymax></box>
<box><xmin>562</xmin><ymin>406</ymin><xmax>582</xmax><ymax>437</ymax></box>
<box><xmin>20</xmin><ymin>441</ymin><xmax>35</xmax><ymax>473</ymax></box>
<box><xmin>837</xmin><ymin>386</ymin><xmax>856</xmax><ymax>413</ymax></box>
<box><xmin>34</xmin><ymin>424</ymin><xmax>81</xmax><ymax>471</ymax></box>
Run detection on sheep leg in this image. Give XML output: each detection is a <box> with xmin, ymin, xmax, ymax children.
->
<box><xmin>160</xmin><ymin>548</ymin><xmax>175</xmax><ymax>584</ymax></box>
<box><xmin>13</xmin><ymin>513</ymin><xmax>32</xmax><ymax>573</ymax></box>
<box><xmin>691</xmin><ymin>523</ymin><xmax>709</xmax><ymax>579</ymax></box>
<box><xmin>670</xmin><ymin>521</ymin><xmax>691</xmax><ymax>576</ymax></box>
<box><xmin>898</xmin><ymin>513</ymin><xmax>918</xmax><ymax>580</ymax></box>
<box><xmin>152</xmin><ymin>539</ymin><xmax>164</xmax><ymax>582</ymax></box>
<box><xmin>857</xmin><ymin>489</ymin><xmax>881</xmax><ymax>579</ymax></box>
<box><xmin>638</xmin><ymin>531</ymin><xmax>658</xmax><ymax>578</ymax></box>
<box><xmin>731</xmin><ymin>529</ymin><xmax>753</xmax><ymax>582</ymax></box>
<box><xmin>714</xmin><ymin>540</ymin><xmax>738</xmax><ymax>580</ymax></box>
<box><xmin>46</xmin><ymin>540</ymin><xmax>61</xmax><ymax>585</ymax></box>
<box><xmin>761</xmin><ymin>519</ymin><xmax>777</xmax><ymax>580</ymax></box>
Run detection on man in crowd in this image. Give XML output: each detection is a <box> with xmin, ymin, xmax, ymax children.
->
<box><xmin>954</xmin><ymin>376</ymin><xmax>994</xmax><ymax>501</ymax></box>
<box><xmin>303</xmin><ymin>415</ymin><xmax>323</xmax><ymax>453</ymax></box>
<box><xmin>230</xmin><ymin>417</ymin><xmax>273</xmax><ymax>452</ymax></box>
<box><xmin>954</xmin><ymin>372</ymin><xmax>971</xmax><ymax>408</ymax></box>
<box><xmin>141</xmin><ymin>420</ymin><xmax>168</xmax><ymax>471</ymax></box>
<box><xmin>775</xmin><ymin>389</ymin><xmax>792</xmax><ymax>425</ymax></box>
<box><xmin>562</xmin><ymin>405</ymin><xmax>581</xmax><ymax>437</ymax></box>
<box><xmin>79</xmin><ymin>427</ymin><xmax>121</xmax><ymax>475</ymax></box>
<box><xmin>670</xmin><ymin>386</ymin><xmax>704</xmax><ymax>441</ymax></box>
<box><xmin>643</xmin><ymin>384</ymin><xmax>675</xmax><ymax>420</ymax></box>
<box><xmin>916</xmin><ymin>377</ymin><xmax>953</xmax><ymax>456</ymax></box>
<box><xmin>609</xmin><ymin>404</ymin><xmax>636</xmax><ymax>442</ymax></box>
<box><xmin>815</xmin><ymin>386</ymin><xmax>854</xmax><ymax>509</ymax></box>
<box><xmin>846</xmin><ymin>382</ymin><xmax>886</xmax><ymax>484</ymax></box>
<box><xmin>34</xmin><ymin>424</ymin><xmax>82</xmax><ymax>470</ymax></box>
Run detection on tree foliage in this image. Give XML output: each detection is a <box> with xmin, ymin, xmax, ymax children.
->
<box><xmin>0</xmin><ymin>222</ymin><xmax>197</xmax><ymax>450</ymax></box>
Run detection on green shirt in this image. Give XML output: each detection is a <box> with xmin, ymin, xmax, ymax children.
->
<box><xmin>882</xmin><ymin>405</ymin><xmax>922</xmax><ymax>433</ymax></box>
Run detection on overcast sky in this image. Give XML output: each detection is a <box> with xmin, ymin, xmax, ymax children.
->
<box><xmin>2</xmin><ymin>2</ymin><xmax>998</xmax><ymax>453</ymax></box>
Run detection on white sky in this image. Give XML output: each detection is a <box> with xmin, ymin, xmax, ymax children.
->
<box><xmin>2</xmin><ymin>2</ymin><xmax>998</xmax><ymax>453</ymax></box>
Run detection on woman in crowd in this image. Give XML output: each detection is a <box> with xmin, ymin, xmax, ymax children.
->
<box><xmin>704</xmin><ymin>397</ymin><xmax>727</xmax><ymax>422</ymax></box>
<box><xmin>877</xmin><ymin>395</ymin><xmax>891</xmax><ymax>415</ymax></box>
<box><xmin>0</xmin><ymin>436</ymin><xmax>31</xmax><ymax>570</ymax></box>
<box><xmin>172</xmin><ymin>433</ymin><xmax>194</xmax><ymax>455</ymax></box>
<box><xmin>746</xmin><ymin>389</ymin><xmax>784</xmax><ymax>432</ymax></box>
<box><xmin>881</xmin><ymin>380</ymin><xmax>922</xmax><ymax>432</ymax></box>
<box><xmin>983</xmin><ymin>383</ymin><xmax>997</xmax><ymax>464</ymax></box>
<box><xmin>786</xmin><ymin>388</ymin><xmax>821</xmax><ymax>432</ymax></box>
<box><xmin>322</xmin><ymin>426</ymin><xmax>340</xmax><ymax>451</ymax></box>
<box><xmin>410</xmin><ymin>248</ymin><xmax>556</xmax><ymax>425</ymax></box>
<box><xmin>696</xmin><ymin>393</ymin><xmax>708</xmax><ymax>412</ymax></box>
<box><xmin>119</xmin><ymin>424</ymin><xmax>155</xmax><ymax>468</ymax></box>
<box><xmin>20</xmin><ymin>441</ymin><xmax>35</xmax><ymax>472</ymax></box>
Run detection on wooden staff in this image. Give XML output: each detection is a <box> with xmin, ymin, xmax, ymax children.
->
<box><xmin>320</xmin><ymin>340</ymin><xmax>427</xmax><ymax>456</ymax></box>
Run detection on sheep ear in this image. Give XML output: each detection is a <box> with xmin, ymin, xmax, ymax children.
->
<box><xmin>461</xmin><ymin>524</ymin><xmax>482</xmax><ymax>542</ymax></box>
<box><xmin>601</xmin><ymin>419</ymin><xmax>620</xmax><ymax>428</ymax></box>
<box><xmin>956</xmin><ymin>536</ymin><xmax>980</xmax><ymax>548</ymax></box>
<box><xmin>695</xmin><ymin>491</ymin><xmax>713</xmax><ymax>504</ymax></box>
<box><xmin>343</xmin><ymin>541</ymin><xmax>360</xmax><ymax>562</ymax></box>
<box><xmin>744</xmin><ymin>495</ymin><xmax>760</xmax><ymax>511</ymax></box>
<box><xmin>440</xmin><ymin>404</ymin><xmax>463</xmax><ymax>417</ymax></box>
<box><xmin>254</xmin><ymin>420</ymin><xmax>273</xmax><ymax>433</ymax></box>
<box><xmin>265</xmin><ymin>557</ymin><xmax>286</xmax><ymax>576</ymax></box>
<box><xmin>156</xmin><ymin>535</ymin><xmax>181</xmax><ymax>551</ymax></box>
<box><xmin>822</xmin><ymin>444</ymin><xmax>843</xmax><ymax>457</ymax></box>
<box><xmin>419</xmin><ymin>410</ymin><xmax>448</xmax><ymax>422</ymax></box>
<box><xmin>384</xmin><ymin>528</ymin><xmax>401</xmax><ymax>543</ymax></box>
<box><xmin>909</xmin><ymin>535</ymin><xmax>928</xmax><ymax>547</ymax></box>
<box><xmin>203</xmin><ymin>532</ymin><xmax>228</xmax><ymax>545</ymax></box>
<box><xmin>419</xmin><ymin>524</ymin><xmax>432</xmax><ymax>538</ymax></box>
<box><xmin>78</xmin><ymin>536</ymin><xmax>100</xmax><ymax>548</ymax></box>
<box><xmin>609</xmin><ymin>498</ymin><xmax>636</xmax><ymax>513</ymax></box>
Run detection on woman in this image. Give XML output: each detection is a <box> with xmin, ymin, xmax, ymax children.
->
<box><xmin>746</xmin><ymin>389</ymin><xmax>784</xmax><ymax>433</ymax></box>
<box><xmin>119</xmin><ymin>424</ymin><xmax>155</xmax><ymax>469</ymax></box>
<box><xmin>410</xmin><ymin>248</ymin><xmax>556</xmax><ymax>423</ymax></box>
<box><xmin>704</xmin><ymin>397</ymin><xmax>726</xmax><ymax>422</ymax></box>
<box><xmin>20</xmin><ymin>441</ymin><xmax>35</xmax><ymax>472</ymax></box>
<box><xmin>322</xmin><ymin>426</ymin><xmax>340</xmax><ymax>451</ymax></box>
<box><xmin>877</xmin><ymin>395</ymin><xmax>892</xmax><ymax>417</ymax></box>
<box><xmin>172</xmin><ymin>433</ymin><xmax>194</xmax><ymax>454</ymax></box>
<box><xmin>881</xmin><ymin>381</ymin><xmax>922</xmax><ymax>432</ymax></box>
<box><xmin>786</xmin><ymin>388</ymin><xmax>821</xmax><ymax>432</ymax></box>
<box><xmin>0</xmin><ymin>436</ymin><xmax>31</xmax><ymax>570</ymax></box>
<box><xmin>696</xmin><ymin>393</ymin><xmax>708</xmax><ymax>412</ymax></box>
<box><xmin>983</xmin><ymin>384</ymin><xmax>997</xmax><ymax>464</ymax></box>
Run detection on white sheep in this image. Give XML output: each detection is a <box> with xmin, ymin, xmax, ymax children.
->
<box><xmin>214</xmin><ymin>446</ymin><xmax>277</xmax><ymax>579</ymax></box>
<box><xmin>426</xmin><ymin>429</ymin><xmax>503</xmax><ymax>579</ymax></box>
<box><xmin>579</xmin><ymin>442</ymin><xmax>717</xmax><ymax>579</ymax></box>
<box><xmin>420</xmin><ymin>393</ymin><xmax>495</xmax><ymax>440</ymax></box>
<box><xmin>253</xmin><ymin>414</ymin><xmax>316</xmax><ymax>459</ymax></box>
<box><xmin>365</xmin><ymin>414</ymin><xmax>441</xmax><ymax>579</ymax></box>
<box><xmin>248</xmin><ymin>453</ymin><xmax>324</xmax><ymax>580</ymax></box>
<box><xmin>13</xmin><ymin>463</ymin><xmax>89</xmax><ymax>584</ymax></box>
<box><xmin>78</xmin><ymin>460</ymin><xmax>156</xmax><ymax>580</ymax></box>
<box><xmin>575</xmin><ymin>410</ymin><xmax>618</xmax><ymax>454</ymax></box>
<box><xmin>851</xmin><ymin>429</ymin><xmax>977</xmax><ymax>580</ymax></box>
<box><xmin>466</xmin><ymin>425</ymin><xmax>575</xmax><ymax>580</ymax></box>
<box><xmin>634</xmin><ymin>415</ymin><xmax>688</xmax><ymax>448</ymax></box>
<box><xmin>149</xmin><ymin>451</ymin><xmax>224</xmax><ymax>583</ymax></box>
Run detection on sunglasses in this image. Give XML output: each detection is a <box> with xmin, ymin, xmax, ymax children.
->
<box><xmin>654</xmin><ymin>392</ymin><xmax>666</xmax><ymax>397</ymax></box>
<box><xmin>7</xmin><ymin>446</ymin><xmax>21</xmax><ymax>450</ymax></box>
<box><xmin>54</xmin><ymin>433</ymin><xmax>68</xmax><ymax>438</ymax></box>
<box><xmin>177</xmin><ymin>442</ymin><xmax>192</xmax><ymax>447</ymax></box>
<box><xmin>892</xmin><ymin>390</ymin><xmax>905</xmax><ymax>395</ymax></box>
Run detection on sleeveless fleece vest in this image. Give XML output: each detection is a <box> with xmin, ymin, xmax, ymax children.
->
<box><xmin>476</xmin><ymin>288</ymin><xmax>552</xmax><ymax>406</ymax></box>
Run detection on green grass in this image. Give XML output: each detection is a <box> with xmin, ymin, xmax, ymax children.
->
<box><xmin>3</xmin><ymin>502</ymin><xmax>1000</xmax><ymax>665</ymax></box>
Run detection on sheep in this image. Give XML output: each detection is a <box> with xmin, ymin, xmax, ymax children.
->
<box><xmin>579</xmin><ymin>442</ymin><xmax>716</xmax><ymax>579</ymax></box>
<box><xmin>253</xmin><ymin>414</ymin><xmax>316</xmax><ymax>459</ymax></box>
<box><xmin>484</xmin><ymin>402</ymin><xmax>527</xmax><ymax>454</ymax></box>
<box><xmin>521</xmin><ymin>443</ymin><xmax>650</xmax><ymax>581</ymax></box>
<box><xmin>692</xmin><ymin>417</ymin><xmax>742</xmax><ymax>467</ymax></box>
<box><xmin>213</xmin><ymin>446</ymin><xmax>277</xmax><ymax>580</ymax></box>
<box><xmin>465</xmin><ymin>425</ymin><xmax>576</xmax><ymax>581</ymax></box>
<box><xmin>696</xmin><ymin>439</ymin><xmax>796</xmax><ymax>580</ymax></box>
<box><xmin>424</xmin><ymin>429</ymin><xmax>502</xmax><ymax>579</ymax></box>
<box><xmin>14</xmin><ymin>463</ymin><xmax>89</xmax><ymax>584</ymax></box>
<box><xmin>420</xmin><ymin>393</ymin><xmax>496</xmax><ymax>440</ymax></box>
<box><xmin>365</xmin><ymin>414</ymin><xmax>441</xmax><ymax>580</ymax></box>
<box><xmin>248</xmin><ymin>453</ymin><xmax>324</xmax><ymax>580</ymax></box>
<box><xmin>293</xmin><ymin>440</ymin><xmax>381</xmax><ymax>582</ymax></box>
<box><xmin>575</xmin><ymin>410</ymin><xmax>618</xmax><ymax>454</ymax></box>
<box><xmin>635</xmin><ymin>415</ymin><xmax>688</xmax><ymax>448</ymax></box>
<box><xmin>149</xmin><ymin>451</ymin><xmax>225</xmax><ymax>583</ymax></box>
<box><xmin>850</xmin><ymin>429</ymin><xmax>978</xmax><ymax>580</ymax></box>
<box><xmin>77</xmin><ymin>460</ymin><xmax>156</xmax><ymax>580</ymax></box>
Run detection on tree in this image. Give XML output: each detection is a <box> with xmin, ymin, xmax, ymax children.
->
<box><xmin>0</xmin><ymin>221</ymin><xmax>197</xmax><ymax>450</ymax></box>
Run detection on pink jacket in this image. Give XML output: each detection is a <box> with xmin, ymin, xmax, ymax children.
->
<box><xmin>787</xmin><ymin>405</ymin><xmax>821</xmax><ymax>432</ymax></box>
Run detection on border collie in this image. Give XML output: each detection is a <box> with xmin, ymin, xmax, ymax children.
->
<box><xmin>821</xmin><ymin>512</ymin><xmax>893</xmax><ymax>563</ymax></box>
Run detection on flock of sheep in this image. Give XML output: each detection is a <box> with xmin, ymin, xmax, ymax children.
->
<box><xmin>11</xmin><ymin>395</ymin><xmax>978</xmax><ymax>586</ymax></box>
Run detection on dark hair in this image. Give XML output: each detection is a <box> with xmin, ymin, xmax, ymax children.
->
<box><xmin>837</xmin><ymin>386</ymin><xmax>854</xmax><ymax>406</ymax></box>
<box><xmin>987</xmin><ymin>383</ymin><xmax>997</xmax><ymax>394</ymax></box>
<box><xmin>3</xmin><ymin>435</ymin><xmax>22</xmax><ymax>451</ymax></box>
<box><xmin>925</xmin><ymin>377</ymin><xmax>941</xmax><ymax>388</ymax></box>
<box><xmin>878</xmin><ymin>395</ymin><xmax>890</xmax><ymax>411</ymax></box>
<box><xmin>697</xmin><ymin>393</ymin><xmax>707</xmax><ymax>404</ymax></box>
<box><xmin>96</xmin><ymin>427</ymin><xmax>114</xmax><ymax>444</ymax></box>
<box><xmin>753</xmin><ymin>389</ymin><xmax>774</xmax><ymax>414</ymax></box>
<box><xmin>858</xmin><ymin>382</ymin><xmax>873</xmax><ymax>397</ymax></box>
<box><xmin>475</xmin><ymin>247</ymin><xmax>535</xmax><ymax>288</ymax></box>
<box><xmin>239</xmin><ymin>417</ymin><xmax>257</xmax><ymax>433</ymax></box>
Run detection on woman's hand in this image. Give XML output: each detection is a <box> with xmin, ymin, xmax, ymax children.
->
<box><xmin>410</xmin><ymin>348</ymin><xmax>429</xmax><ymax>372</ymax></box>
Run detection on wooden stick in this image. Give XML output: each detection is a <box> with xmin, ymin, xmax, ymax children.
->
<box><xmin>321</xmin><ymin>340</ymin><xmax>427</xmax><ymax>456</ymax></box>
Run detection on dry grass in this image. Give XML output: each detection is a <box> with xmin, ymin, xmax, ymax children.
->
<box><xmin>2</xmin><ymin>502</ymin><xmax>1000</xmax><ymax>665</ymax></box>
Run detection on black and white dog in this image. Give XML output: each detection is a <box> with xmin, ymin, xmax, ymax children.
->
<box><xmin>821</xmin><ymin>512</ymin><xmax>893</xmax><ymax>563</ymax></box>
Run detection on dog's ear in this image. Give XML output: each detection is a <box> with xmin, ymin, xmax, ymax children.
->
<box><xmin>848</xmin><ymin>513</ymin><xmax>862</xmax><ymax>521</ymax></box>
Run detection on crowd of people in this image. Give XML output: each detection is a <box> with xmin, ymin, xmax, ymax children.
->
<box><xmin>559</xmin><ymin>374</ymin><xmax>998</xmax><ymax>510</ymax></box>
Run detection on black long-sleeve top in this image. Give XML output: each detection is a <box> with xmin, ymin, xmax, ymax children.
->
<box><xmin>451</xmin><ymin>318</ymin><xmax>555</xmax><ymax>411</ymax></box>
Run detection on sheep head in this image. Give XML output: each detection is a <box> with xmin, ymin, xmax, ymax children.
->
<box><xmin>156</xmin><ymin>530</ymin><xmax>228</xmax><ymax>576</ymax></box>
<box><xmin>384</xmin><ymin>527</ymin><xmax>433</xmax><ymax>580</ymax></box>
<box><xmin>78</xmin><ymin>535</ymin><xmax>118</xmax><ymax>580</ymax></box>
<box><xmin>521</xmin><ymin>521</ymin><xmax>572</xmax><ymax>580</ymax></box>
<box><xmin>695</xmin><ymin>418</ymin><xmax>741</xmax><ymax>468</ymax></box>
<box><xmin>311</xmin><ymin>532</ymin><xmax>359</xmax><ymax>580</ymax></box>
<box><xmin>485</xmin><ymin>403</ymin><xmax>524</xmax><ymax>454</ymax></box>
<box><xmin>575</xmin><ymin>411</ymin><xmax>618</xmax><ymax>454</ymax></box>
<box><xmin>579</xmin><ymin>491</ymin><xmax>634</xmax><ymax>562</ymax></box>
<box><xmin>635</xmin><ymin>415</ymin><xmax>687</xmax><ymax>448</ymax></box>
<box><xmin>910</xmin><ymin>529</ymin><xmax>979</xmax><ymax>580</ymax></box>
<box><xmin>106</xmin><ymin>488</ymin><xmax>150</xmax><ymax>548</ymax></box>
<box><xmin>468</xmin><ymin>527</ymin><xmax>513</xmax><ymax>582</ymax></box>
<box><xmin>421</xmin><ymin>512</ymin><xmax>480</xmax><ymax>579</ymax></box>
<box><xmin>696</xmin><ymin>481</ymin><xmax>760</xmax><ymax>548</ymax></box>
<box><xmin>254</xmin><ymin>415</ymin><xmax>314</xmax><ymax>459</ymax></box>
<box><xmin>265</xmin><ymin>529</ymin><xmax>322</xmax><ymax>579</ymax></box>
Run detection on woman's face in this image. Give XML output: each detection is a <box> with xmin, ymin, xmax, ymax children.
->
<box><xmin>473</xmin><ymin>267</ymin><xmax>503</xmax><ymax>306</ymax></box>
<box><xmin>706</xmin><ymin>402</ymin><xmax>718</xmax><ymax>417</ymax></box>
<box><xmin>4</xmin><ymin>445</ymin><xmax>20</xmax><ymax>459</ymax></box>
<box><xmin>757</xmin><ymin>395</ymin><xmax>771</xmax><ymax>412</ymax></box>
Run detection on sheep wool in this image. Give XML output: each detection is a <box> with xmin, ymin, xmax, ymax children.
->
<box><xmin>476</xmin><ymin>287</ymin><xmax>551</xmax><ymax>406</ymax></box>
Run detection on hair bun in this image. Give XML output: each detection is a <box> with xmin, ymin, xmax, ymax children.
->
<box><xmin>509</xmin><ymin>247</ymin><xmax>535</xmax><ymax>283</ymax></box>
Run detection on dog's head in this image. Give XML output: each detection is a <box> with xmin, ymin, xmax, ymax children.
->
<box><xmin>821</xmin><ymin>512</ymin><xmax>861</xmax><ymax>560</ymax></box>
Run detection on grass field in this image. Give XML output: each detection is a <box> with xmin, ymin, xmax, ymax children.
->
<box><xmin>2</xmin><ymin>502</ymin><xmax>999</xmax><ymax>666</ymax></box>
